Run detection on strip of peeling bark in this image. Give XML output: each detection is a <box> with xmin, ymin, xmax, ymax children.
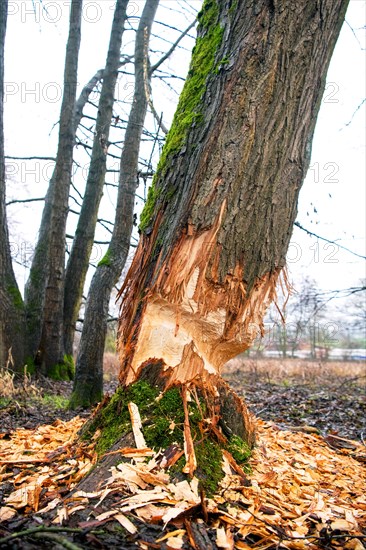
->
<box><xmin>116</xmin><ymin>0</ymin><xmax>349</xmax><ymax>438</ymax></box>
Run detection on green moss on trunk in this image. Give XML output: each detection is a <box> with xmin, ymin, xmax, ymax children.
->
<box><xmin>97</xmin><ymin>249</ymin><xmax>112</xmax><ymax>267</ymax></box>
<box><xmin>7</xmin><ymin>284</ymin><xmax>24</xmax><ymax>310</ymax></box>
<box><xmin>82</xmin><ymin>380</ymin><xmax>252</xmax><ymax>496</ymax></box>
<box><xmin>139</xmin><ymin>0</ymin><xmax>224</xmax><ymax>231</ymax></box>
<box><xmin>47</xmin><ymin>354</ymin><xmax>75</xmax><ymax>381</ymax></box>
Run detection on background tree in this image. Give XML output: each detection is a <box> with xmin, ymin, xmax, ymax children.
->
<box><xmin>63</xmin><ymin>0</ymin><xmax>129</xmax><ymax>357</ymax></box>
<box><xmin>69</xmin><ymin>0</ymin><xmax>160</xmax><ymax>408</ymax></box>
<box><xmin>0</xmin><ymin>0</ymin><xmax>25</xmax><ymax>369</ymax></box>
<box><xmin>24</xmin><ymin>0</ymin><xmax>83</xmax><ymax>375</ymax></box>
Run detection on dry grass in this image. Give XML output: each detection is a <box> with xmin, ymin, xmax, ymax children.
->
<box><xmin>0</xmin><ymin>367</ymin><xmax>40</xmax><ymax>402</ymax></box>
<box><xmin>103</xmin><ymin>352</ymin><xmax>366</xmax><ymax>388</ymax></box>
<box><xmin>223</xmin><ymin>357</ymin><xmax>366</xmax><ymax>386</ymax></box>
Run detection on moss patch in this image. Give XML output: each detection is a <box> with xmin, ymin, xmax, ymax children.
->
<box><xmin>47</xmin><ymin>355</ymin><xmax>75</xmax><ymax>381</ymax></box>
<box><xmin>41</xmin><ymin>394</ymin><xmax>69</xmax><ymax>409</ymax></box>
<box><xmin>228</xmin><ymin>435</ymin><xmax>252</xmax><ymax>472</ymax></box>
<box><xmin>7</xmin><ymin>284</ymin><xmax>24</xmax><ymax>310</ymax></box>
<box><xmin>139</xmin><ymin>0</ymin><xmax>224</xmax><ymax>231</ymax></box>
<box><xmin>83</xmin><ymin>379</ymin><xmax>252</xmax><ymax>496</ymax></box>
<box><xmin>98</xmin><ymin>249</ymin><xmax>112</xmax><ymax>267</ymax></box>
<box><xmin>195</xmin><ymin>438</ymin><xmax>224</xmax><ymax>496</ymax></box>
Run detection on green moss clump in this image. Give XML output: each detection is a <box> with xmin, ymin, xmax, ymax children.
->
<box><xmin>48</xmin><ymin>355</ymin><xmax>75</xmax><ymax>381</ymax></box>
<box><xmin>82</xmin><ymin>381</ymin><xmax>161</xmax><ymax>456</ymax></box>
<box><xmin>41</xmin><ymin>394</ymin><xmax>69</xmax><ymax>409</ymax></box>
<box><xmin>84</xmin><ymin>379</ymin><xmax>252</xmax><ymax>496</ymax></box>
<box><xmin>98</xmin><ymin>249</ymin><xmax>112</xmax><ymax>267</ymax></box>
<box><xmin>7</xmin><ymin>284</ymin><xmax>24</xmax><ymax>310</ymax></box>
<box><xmin>228</xmin><ymin>435</ymin><xmax>252</xmax><ymax>471</ymax></box>
<box><xmin>143</xmin><ymin>387</ymin><xmax>185</xmax><ymax>449</ymax></box>
<box><xmin>139</xmin><ymin>0</ymin><xmax>224</xmax><ymax>231</ymax></box>
<box><xmin>83</xmin><ymin>386</ymin><xmax>130</xmax><ymax>455</ymax></box>
<box><xmin>139</xmin><ymin>184</ymin><xmax>161</xmax><ymax>233</ymax></box>
<box><xmin>195</xmin><ymin>438</ymin><xmax>224</xmax><ymax>497</ymax></box>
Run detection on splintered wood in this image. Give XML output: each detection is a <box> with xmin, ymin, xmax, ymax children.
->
<box><xmin>1</xmin><ymin>416</ymin><xmax>365</xmax><ymax>549</ymax></box>
<box><xmin>117</xmin><ymin>201</ymin><xmax>289</xmax><ymax>390</ymax></box>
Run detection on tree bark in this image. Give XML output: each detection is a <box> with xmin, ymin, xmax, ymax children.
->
<box><xmin>115</xmin><ymin>0</ymin><xmax>348</xmax><ymax>461</ymax></box>
<box><xmin>63</xmin><ymin>0</ymin><xmax>129</xmax><ymax>357</ymax></box>
<box><xmin>69</xmin><ymin>0</ymin><xmax>160</xmax><ymax>408</ymax></box>
<box><xmin>0</xmin><ymin>0</ymin><xmax>25</xmax><ymax>370</ymax></box>
<box><xmin>24</xmin><ymin>0</ymin><xmax>83</xmax><ymax>376</ymax></box>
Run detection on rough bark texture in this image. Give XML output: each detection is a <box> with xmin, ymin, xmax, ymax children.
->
<box><xmin>69</xmin><ymin>0</ymin><xmax>160</xmax><ymax>408</ymax></box>
<box><xmin>0</xmin><ymin>0</ymin><xmax>25</xmax><ymax>370</ymax></box>
<box><xmin>24</xmin><ymin>0</ymin><xmax>83</xmax><ymax>375</ymax></box>
<box><xmin>63</xmin><ymin>0</ymin><xmax>129</xmax><ymax>357</ymax></box>
<box><xmin>117</xmin><ymin>0</ymin><xmax>348</xmax><ymax>446</ymax></box>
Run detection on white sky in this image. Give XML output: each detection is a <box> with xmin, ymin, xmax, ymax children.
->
<box><xmin>3</xmin><ymin>0</ymin><xmax>366</xmax><ymax>314</ymax></box>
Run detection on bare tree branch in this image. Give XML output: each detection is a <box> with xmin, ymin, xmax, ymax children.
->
<box><xmin>5</xmin><ymin>155</ymin><xmax>55</xmax><ymax>161</ymax></box>
<box><xmin>294</xmin><ymin>221</ymin><xmax>366</xmax><ymax>260</ymax></box>
<box><xmin>6</xmin><ymin>197</ymin><xmax>45</xmax><ymax>206</ymax></box>
<box><xmin>150</xmin><ymin>20</ymin><xmax>196</xmax><ymax>74</ymax></box>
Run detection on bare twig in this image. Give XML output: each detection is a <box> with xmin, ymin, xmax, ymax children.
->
<box><xmin>294</xmin><ymin>221</ymin><xmax>366</xmax><ymax>260</ymax></box>
<box><xmin>150</xmin><ymin>20</ymin><xmax>196</xmax><ymax>74</ymax></box>
<box><xmin>5</xmin><ymin>155</ymin><xmax>55</xmax><ymax>161</ymax></box>
<box><xmin>0</xmin><ymin>527</ymin><xmax>83</xmax><ymax>547</ymax></box>
<box><xmin>6</xmin><ymin>197</ymin><xmax>45</xmax><ymax>206</ymax></box>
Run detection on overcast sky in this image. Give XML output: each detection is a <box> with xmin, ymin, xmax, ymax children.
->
<box><xmin>3</xmin><ymin>0</ymin><xmax>365</xmax><ymax>310</ymax></box>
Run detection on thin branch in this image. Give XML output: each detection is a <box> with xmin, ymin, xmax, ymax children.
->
<box><xmin>69</xmin><ymin>194</ymin><xmax>83</xmax><ymax>208</ymax></box>
<box><xmin>70</xmin><ymin>181</ymin><xmax>84</xmax><ymax>201</ymax></box>
<box><xmin>0</xmin><ymin>527</ymin><xmax>83</xmax><ymax>547</ymax></box>
<box><xmin>6</xmin><ymin>197</ymin><xmax>45</xmax><ymax>206</ymax></box>
<box><xmin>5</xmin><ymin>155</ymin><xmax>55</xmax><ymax>162</ymax></box>
<box><xmin>345</xmin><ymin>20</ymin><xmax>365</xmax><ymax>50</ymax></box>
<box><xmin>342</xmin><ymin>97</ymin><xmax>366</xmax><ymax>129</ymax></box>
<box><xmin>294</xmin><ymin>221</ymin><xmax>366</xmax><ymax>260</ymax></box>
<box><xmin>150</xmin><ymin>20</ymin><xmax>196</xmax><ymax>74</ymax></box>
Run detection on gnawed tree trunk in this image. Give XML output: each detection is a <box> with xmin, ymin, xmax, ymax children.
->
<box><xmin>24</xmin><ymin>0</ymin><xmax>82</xmax><ymax>376</ymax></box>
<box><xmin>0</xmin><ymin>0</ymin><xmax>25</xmax><ymax>370</ymax></box>
<box><xmin>69</xmin><ymin>0</ymin><xmax>160</xmax><ymax>408</ymax></box>
<box><xmin>63</xmin><ymin>0</ymin><xmax>129</xmax><ymax>357</ymax></box>
<box><xmin>104</xmin><ymin>0</ymin><xmax>348</xmax><ymax>476</ymax></box>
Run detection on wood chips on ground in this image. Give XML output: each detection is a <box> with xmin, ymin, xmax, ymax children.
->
<box><xmin>0</xmin><ymin>415</ymin><xmax>365</xmax><ymax>549</ymax></box>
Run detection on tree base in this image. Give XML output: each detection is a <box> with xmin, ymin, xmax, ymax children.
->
<box><xmin>79</xmin><ymin>362</ymin><xmax>255</xmax><ymax>496</ymax></box>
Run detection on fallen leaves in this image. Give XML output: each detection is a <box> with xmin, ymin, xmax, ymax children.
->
<box><xmin>0</xmin><ymin>414</ymin><xmax>365</xmax><ymax>549</ymax></box>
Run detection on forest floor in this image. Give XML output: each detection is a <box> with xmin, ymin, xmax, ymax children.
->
<box><xmin>0</xmin><ymin>357</ymin><xmax>365</xmax><ymax>549</ymax></box>
<box><xmin>1</xmin><ymin>357</ymin><xmax>365</xmax><ymax>441</ymax></box>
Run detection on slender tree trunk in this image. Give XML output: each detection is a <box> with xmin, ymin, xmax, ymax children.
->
<box><xmin>63</xmin><ymin>0</ymin><xmax>129</xmax><ymax>357</ymax></box>
<box><xmin>110</xmin><ymin>0</ymin><xmax>349</xmax><ymax>468</ymax></box>
<box><xmin>24</xmin><ymin>0</ymin><xmax>83</xmax><ymax>376</ymax></box>
<box><xmin>69</xmin><ymin>0</ymin><xmax>160</xmax><ymax>408</ymax></box>
<box><xmin>0</xmin><ymin>0</ymin><xmax>25</xmax><ymax>370</ymax></box>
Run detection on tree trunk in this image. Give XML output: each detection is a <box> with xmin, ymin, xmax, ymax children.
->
<box><xmin>0</xmin><ymin>0</ymin><xmax>25</xmax><ymax>370</ymax></box>
<box><xmin>63</xmin><ymin>0</ymin><xmax>129</xmax><ymax>357</ymax></box>
<box><xmin>111</xmin><ymin>0</ymin><xmax>348</xmax><ymax>470</ymax></box>
<box><xmin>24</xmin><ymin>0</ymin><xmax>82</xmax><ymax>376</ymax></box>
<box><xmin>69</xmin><ymin>0</ymin><xmax>160</xmax><ymax>408</ymax></box>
